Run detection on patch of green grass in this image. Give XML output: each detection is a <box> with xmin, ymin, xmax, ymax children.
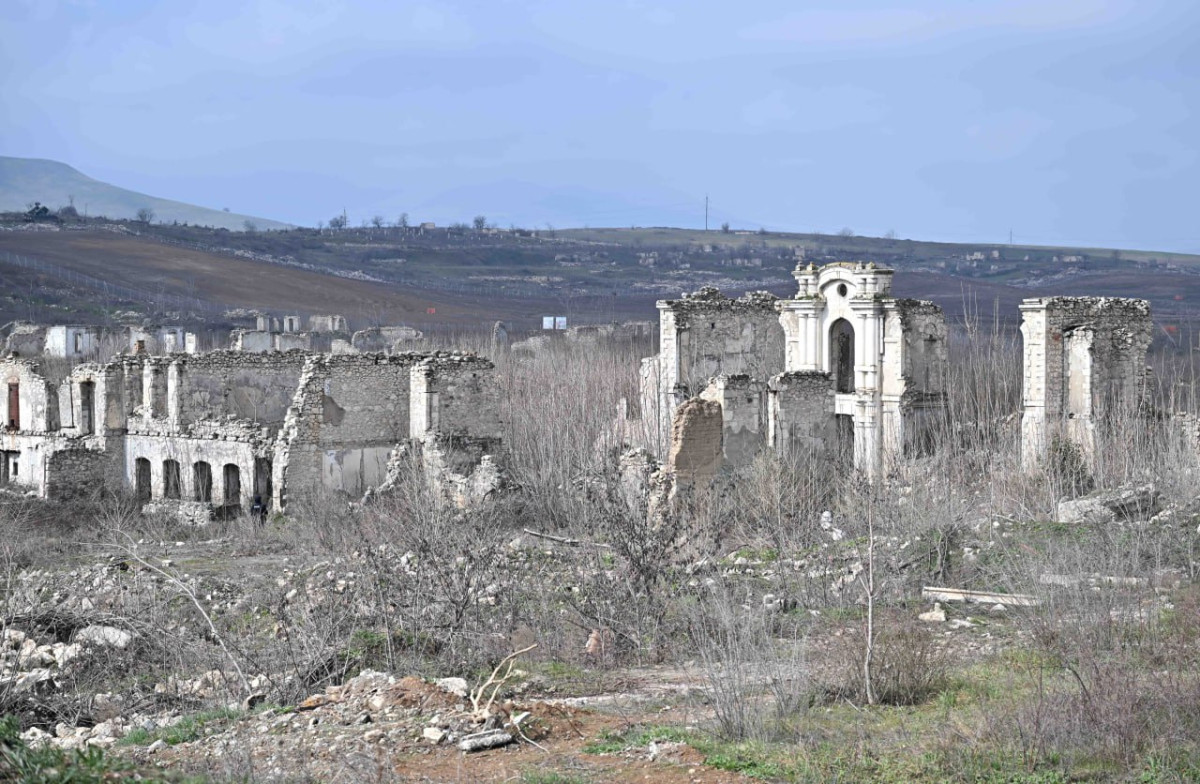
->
<box><xmin>117</xmin><ymin>706</ymin><xmax>245</xmax><ymax>747</ymax></box>
<box><xmin>583</xmin><ymin>724</ymin><xmax>694</xmax><ymax>755</ymax></box>
<box><xmin>519</xmin><ymin>771</ymin><xmax>593</xmax><ymax>784</ymax></box>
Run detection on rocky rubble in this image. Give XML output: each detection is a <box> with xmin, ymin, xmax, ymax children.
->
<box><xmin>131</xmin><ymin>669</ymin><xmax>570</xmax><ymax>780</ymax></box>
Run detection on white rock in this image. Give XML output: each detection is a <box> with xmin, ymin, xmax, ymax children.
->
<box><xmin>75</xmin><ymin>626</ymin><xmax>133</xmax><ymax>650</ymax></box>
<box><xmin>422</xmin><ymin>726</ymin><xmax>446</xmax><ymax>743</ymax></box>
<box><xmin>436</xmin><ymin>677</ymin><xmax>469</xmax><ymax>698</ymax></box>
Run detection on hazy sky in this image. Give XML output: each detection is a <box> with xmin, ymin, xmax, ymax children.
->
<box><xmin>3</xmin><ymin>0</ymin><xmax>1197</xmax><ymax>251</ymax></box>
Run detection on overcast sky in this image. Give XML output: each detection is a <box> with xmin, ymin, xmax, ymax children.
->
<box><xmin>3</xmin><ymin>0</ymin><xmax>1197</xmax><ymax>250</ymax></box>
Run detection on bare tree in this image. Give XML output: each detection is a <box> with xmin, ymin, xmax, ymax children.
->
<box><xmin>243</xmin><ymin>220</ymin><xmax>258</xmax><ymax>233</ymax></box>
<box><xmin>397</xmin><ymin>212</ymin><xmax>409</xmax><ymax>230</ymax></box>
<box><xmin>328</xmin><ymin>214</ymin><xmax>348</xmax><ymax>230</ymax></box>
<box><xmin>135</xmin><ymin>207</ymin><xmax>155</xmax><ymax>224</ymax></box>
<box><xmin>371</xmin><ymin>215</ymin><xmax>385</xmax><ymax>230</ymax></box>
<box><xmin>473</xmin><ymin>215</ymin><xmax>488</xmax><ymax>232</ymax></box>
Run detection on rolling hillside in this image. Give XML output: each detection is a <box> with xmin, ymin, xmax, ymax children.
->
<box><xmin>2</xmin><ymin>213</ymin><xmax>1199</xmax><ymax>337</ymax></box>
<box><xmin>0</xmin><ymin>157</ymin><xmax>290</xmax><ymax>231</ymax></box>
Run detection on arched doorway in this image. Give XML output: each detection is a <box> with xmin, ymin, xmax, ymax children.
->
<box><xmin>830</xmin><ymin>319</ymin><xmax>855</xmax><ymax>393</ymax></box>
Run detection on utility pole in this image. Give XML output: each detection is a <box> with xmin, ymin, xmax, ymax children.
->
<box><xmin>705</xmin><ymin>194</ymin><xmax>709</xmax><ymax>231</ymax></box>
<box><xmin>1009</xmin><ymin>228</ymin><xmax>1013</xmax><ymax>245</ymax></box>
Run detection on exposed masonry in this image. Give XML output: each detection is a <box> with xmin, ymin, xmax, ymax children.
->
<box><xmin>638</xmin><ymin>262</ymin><xmax>949</xmax><ymax>479</ymax></box>
<box><xmin>0</xmin><ymin>348</ymin><xmax>502</xmax><ymax>518</ymax></box>
<box><xmin>1019</xmin><ymin>297</ymin><xmax>1152</xmax><ymax>470</ymax></box>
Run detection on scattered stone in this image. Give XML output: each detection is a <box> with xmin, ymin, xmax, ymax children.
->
<box><xmin>1057</xmin><ymin>485</ymin><xmax>1159</xmax><ymax>525</ymax></box>
<box><xmin>422</xmin><ymin>726</ymin><xmax>446</xmax><ymax>743</ymax></box>
<box><xmin>918</xmin><ymin>602</ymin><xmax>946</xmax><ymax>623</ymax></box>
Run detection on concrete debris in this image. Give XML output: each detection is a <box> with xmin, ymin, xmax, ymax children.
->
<box><xmin>1057</xmin><ymin>485</ymin><xmax>1160</xmax><ymax>525</ymax></box>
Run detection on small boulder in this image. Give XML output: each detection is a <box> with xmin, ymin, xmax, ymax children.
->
<box><xmin>436</xmin><ymin>677</ymin><xmax>469</xmax><ymax>698</ymax></box>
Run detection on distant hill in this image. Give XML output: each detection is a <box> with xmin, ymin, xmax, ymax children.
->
<box><xmin>0</xmin><ymin>156</ymin><xmax>291</xmax><ymax>231</ymax></box>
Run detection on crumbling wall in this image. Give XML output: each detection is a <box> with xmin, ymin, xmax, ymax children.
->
<box><xmin>643</xmin><ymin>288</ymin><xmax>784</xmax><ymax>457</ymax></box>
<box><xmin>408</xmin><ymin>354</ymin><xmax>503</xmax><ymax>503</ymax></box>
<box><xmin>3</xmin><ymin>323</ymin><xmax>46</xmax><ymax>356</ymax></box>
<box><xmin>0</xmin><ymin>359</ymin><xmax>55</xmax><ymax>432</ymax></box>
<box><xmin>1020</xmin><ymin>297</ymin><xmax>1151</xmax><ymax>470</ymax></box>
<box><xmin>45</xmin><ymin>446</ymin><xmax>116</xmax><ymax>501</ymax></box>
<box><xmin>308</xmin><ymin>315</ymin><xmax>348</xmax><ymax>333</ymax></box>
<box><xmin>125</xmin><ymin>434</ymin><xmax>263</xmax><ymax>507</ymax></box>
<box><xmin>171</xmin><ymin>352</ymin><xmax>308</xmax><ymax>426</ymax></box>
<box><xmin>666</xmin><ymin>397</ymin><xmax>723</xmax><ymax>487</ymax></box>
<box><xmin>699</xmin><ymin>375</ymin><xmax>766</xmax><ymax>469</ymax></box>
<box><xmin>276</xmin><ymin>354</ymin><xmax>428</xmax><ymax>504</ymax></box>
<box><xmin>659</xmin><ymin>288</ymin><xmax>784</xmax><ymax>396</ymax></box>
<box><xmin>768</xmin><ymin>372</ymin><xmax>835</xmax><ymax>456</ymax></box>
<box><xmin>882</xmin><ymin>299</ymin><xmax>948</xmax><ymax>460</ymax></box>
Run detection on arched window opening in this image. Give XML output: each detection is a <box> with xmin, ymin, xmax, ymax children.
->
<box><xmin>134</xmin><ymin>458</ymin><xmax>152</xmax><ymax>503</ymax></box>
<box><xmin>193</xmin><ymin>462</ymin><xmax>212</xmax><ymax>503</ymax></box>
<box><xmin>223</xmin><ymin>464</ymin><xmax>241</xmax><ymax>507</ymax></box>
<box><xmin>163</xmin><ymin>459</ymin><xmax>182</xmax><ymax>499</ymax></box>
<box><xmin>830</xmin><ymin>319</ymin><xmax>855</xmax><ymax>393</ymax></box>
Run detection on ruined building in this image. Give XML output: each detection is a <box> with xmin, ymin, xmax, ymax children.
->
<box><xmin>0</xmin><ymin>349</ymin><xmax>501</xmax><ymax>513</ymax></box>
<box><xmin>640</xmin><ymin>261</ymin><xmax>948</xmax><ymax>477</ymax></box>
<box><xmin>1019</xmin><ymin>297</ymin><xmax>1152</xmax><ymax>470</ymax></box>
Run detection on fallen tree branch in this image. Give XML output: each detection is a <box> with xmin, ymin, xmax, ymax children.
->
<box><xmin>522</xmin><ymin>528</ymin><xmax>611</xmax><ymax>548</ymax></box>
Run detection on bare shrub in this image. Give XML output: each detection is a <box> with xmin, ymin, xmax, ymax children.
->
<box><xmin>818</xmin><ymin>614</ymin><xmax>950</xmax><ymax>706</ymax></box>
<box><xmin>686</xmin><ymin>585</ymin><xmax>809</xmax><ymax>741</ymax></box>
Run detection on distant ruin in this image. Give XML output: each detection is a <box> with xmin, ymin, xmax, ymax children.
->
<box><xmin>1019</xmin><ymin>297</ymin><xmax>1152</xmax><ymax>469</ymax></box>
<box><xmin>639</xmin><ymin>261</ymin><xmax>948</xmax><ymax>477</ymax></box>
<box><xmin>0</xmin><ymin>348</ymin><xmax>501</xmax><ymax>515</ymax></box>
<box><xmin>634</xmin><ymin>260</ymin><xmax>1154</xmax><ymax>484</ymax></box>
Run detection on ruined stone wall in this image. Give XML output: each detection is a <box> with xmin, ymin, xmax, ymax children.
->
<box><xmin>0</xmin><ymin>359</ymin><xmax>56</xmax><ymax>432</ymax></box>
<box><xmin>768</xmin><ymin>372</ymin><xmax>835</xmax><ymax>456</ymax></box>
<box><xmin>45</xmin><ymin>445</ymin><xmax>118</xmax><ymax>501</ymax></box>
<box><xmin>881</xmin><ymin>300</ymin><xmax>948</xmax><ymax>461</ymax></box>
<box><xmin>699</xmin><ymin>375</ymin><xmax>766</xmax><ymax>468</ymax></box>
<box><xmin>276</xmin><ymin>354</ymin><xmax>428</xmax><ymax>504</ymax></box>
<box><xmin>643</xmin><ymin>288</ymin><xmax>784</xmax><ymax>458</ymax></box>
<box><xmin>3</xmin><ymin>324</ymin><xmax>47</xmax><ymax>356</ymax></box>
<box><xmin>660</xmin><ymin>288</ymin><xmax>785</xmax><ymax>396</ymax></box>
<box><xmin>170</xmin><ymin>352</ymin><xmax>308</xmax><ymax>427</ymax></box>
<box><xmin>408</xmin><ymin>355</ymin><xmax>503</xmax><ymax>499</ymax></box>
<box><xmin>409</xmin><ymin>355</ymin><xmax>501</xmax><ymax>445</ymax></box>
<box><xmin>350</xmin><ymin>326</ymin><xmax>423</xmax><ymax>353</ymax></box>
<box><xmin>1020</xmin><ymin>297</ymin><xmax>1152</xmax><ymax>469</ymax></box>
